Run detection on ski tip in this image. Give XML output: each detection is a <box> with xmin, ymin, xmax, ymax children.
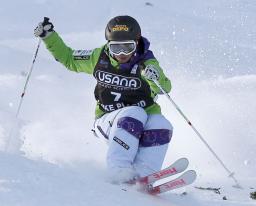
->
<box><xmin>178</xmin><ymin>157</ymin><xmax>189</xmax><ymax>163</ymax></box>
<box><xmin>184</xmin><ymin>170</ymin><xmax>197</xmax><ymax>185</ymax></box>
<box><xmin>173</xmin><ymin>157</ymin><xmax>189</xmax><ymax>171</ymax></box>
<box><xmin>181</xmin><ymin>157</ymin><xmax>189</xmax><ymax>166</ymax></box>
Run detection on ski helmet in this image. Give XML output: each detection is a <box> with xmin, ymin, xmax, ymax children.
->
<box><xmin>105</xmin><ymin>16</ymin><xmax>141</xmax><ymax>41</ymax></box>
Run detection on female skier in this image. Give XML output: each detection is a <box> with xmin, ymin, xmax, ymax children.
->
<box><xmin>34</xmin><ymin>15</ymin><xmax>173</xmax><ymax>183</ymax></box>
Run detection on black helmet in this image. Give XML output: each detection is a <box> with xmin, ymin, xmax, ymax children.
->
<box><xmin>105</xmin><ymin>15</ymin><xmax>141</xmax><ymax>41</ymax></box>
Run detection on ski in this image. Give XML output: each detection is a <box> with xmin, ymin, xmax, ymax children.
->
<box><xmin>137</xmin><ymin>158</ymin><xmax>189</xmax><ymax>185</ymax></box>
<box><xmin>146</xmin><ymin>170</ymin><xmax>197</xmax><ymax>195</ymax></box>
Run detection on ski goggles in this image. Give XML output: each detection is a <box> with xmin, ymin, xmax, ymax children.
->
<box><xmin>108</xmin><ymin>40</ymin><xmax>137</xmax><ymax>56</ymax></box>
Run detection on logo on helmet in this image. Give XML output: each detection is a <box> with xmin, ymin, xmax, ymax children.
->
<box><xmin>112</xmin><ymin>25</ymin><xmax>129</xmax><ymax>32</ymax></box>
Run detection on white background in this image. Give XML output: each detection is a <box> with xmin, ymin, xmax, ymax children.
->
<box><xmin>0</xmin><ymin>0</ymin><xmax>255</xmax><ymax>205</ymax></box>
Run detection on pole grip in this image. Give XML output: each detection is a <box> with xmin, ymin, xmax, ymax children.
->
<box><xmin>43</xmin><ymin>17</ymin><xmax>50</xmax><ymax>23</ymax></box>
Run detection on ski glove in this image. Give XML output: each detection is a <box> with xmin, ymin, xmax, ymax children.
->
<box><xmin>142</xmin><ymin>65</ymin><xmax>160</xmax><ymax>81</ymax></box>
<box><xmin>34</xmin><ymin>17</ymin><xmax>54</xmax><ymax>39</ymax></box>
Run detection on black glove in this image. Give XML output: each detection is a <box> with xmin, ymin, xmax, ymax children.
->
<box><xmin>34</xmin><ymin>17</ymin><xmax>54</xmax><ymax>38</ymax></box>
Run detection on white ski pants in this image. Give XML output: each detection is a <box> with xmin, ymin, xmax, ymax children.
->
<box><xmin>93</xmin><ymin>106</ymin><xmax>173</xmax><ymax>179</ymax></box>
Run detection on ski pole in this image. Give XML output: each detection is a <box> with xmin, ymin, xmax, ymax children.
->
<box><xmin>15</xmin><ymin>16</ymin><xmax>50</xmax><ymax>118</ymax></box>
<box><xmin>5</xmin><ymin>38</ymin><xmax>42</xmax><ymax>152</ymax></box>
<box><xmin>152</xmin><ymin>79</ymin><xmax>242</xmax><ymax>188</ymax></box>
<box><xmin>16</xmin><ymin>38</ymin><xmax>41</xmax><ymax>118</ymax></box>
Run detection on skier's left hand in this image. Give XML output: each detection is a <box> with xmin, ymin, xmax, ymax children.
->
<box><xmin>142</xmin><ymin>65</ymin><xmax>160</xmax><ymax>81</ymax></box>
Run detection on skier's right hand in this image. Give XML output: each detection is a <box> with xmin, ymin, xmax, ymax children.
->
<box><xmin>34</xmin><ymin>17</ymin><xmax>54</xmax><ymax>39</ymax></box>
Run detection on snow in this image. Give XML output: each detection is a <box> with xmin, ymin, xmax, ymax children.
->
<box><xmin>0</xmin><ymin>0</ymin><xmax>256</xmax><ymax>205</ymax></box>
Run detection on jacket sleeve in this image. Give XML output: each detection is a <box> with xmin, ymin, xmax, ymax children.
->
<box><xmin>144</xmin><ymin>58</ymin><xmax>172</xmax><ymax>94</ymax></box>
<box><xmin>43</xmin><ymin>32</ymin><xmax>102</xmax><ymax>74</ymax></box>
